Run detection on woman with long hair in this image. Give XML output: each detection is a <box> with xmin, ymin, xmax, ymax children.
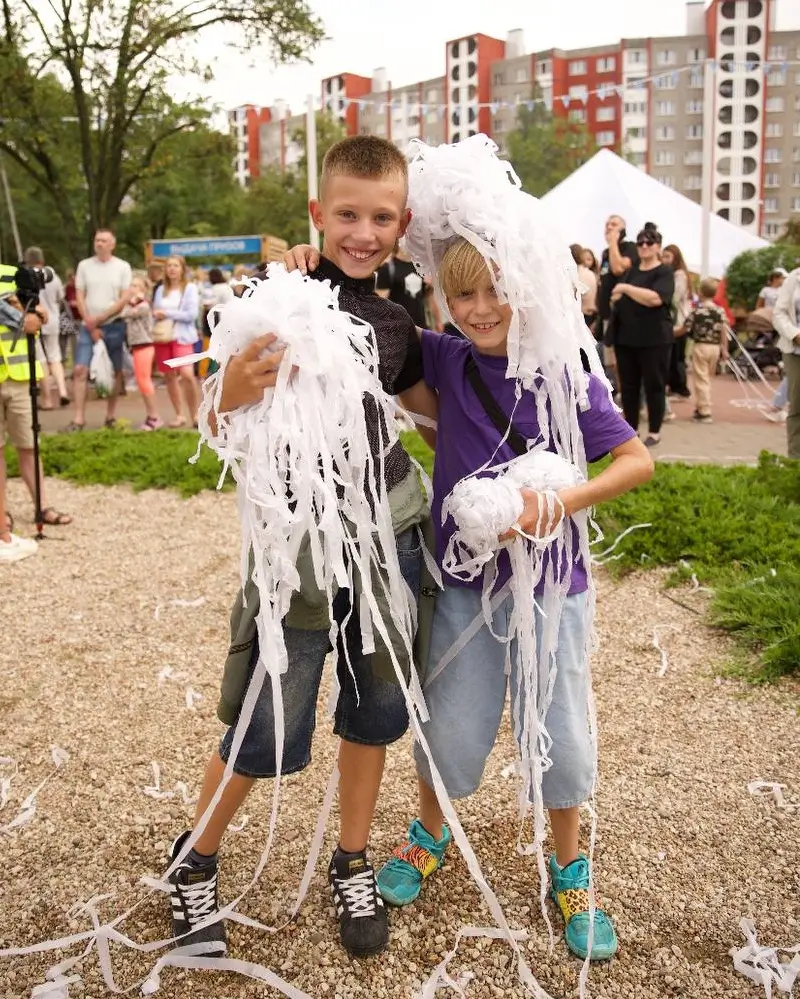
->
<box><xmin>609</xmin><ymin>223</ymin><xmax>675</xmax><ymax>447</ymax></box>
<box><xmin>152</xmin><ymin>255</ymin><xmax>200</xmax><ymax>427</ymax></box>
<box><xmin>581</xmin><ymin>247</ymin><xmax>600</xmax><ymax>277</ymax></box>
<box><xmin>662</xmin><ymin>243</ymin><xmax>692</xmax><ymax>398</ymax></box>
<box><xmin>571</xmin><ymin>243</ymin><xmax>598</xmax><ymax>334</ymax></box>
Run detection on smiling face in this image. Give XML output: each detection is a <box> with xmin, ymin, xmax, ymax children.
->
<box><xmin>441</xmin><ymin>240</ymin><xmax>512</xmax><ymax>358</ymax></box>
<box><xmin>309</xmin><ymin>172</ymin><xmax>410</xmax><ymax>279</ymax></box>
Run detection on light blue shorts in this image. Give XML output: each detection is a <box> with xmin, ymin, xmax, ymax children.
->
<box><xmin>414</xmin><ymin>585</ymin><xmax>595</xmax><ymax>809</ymax></box>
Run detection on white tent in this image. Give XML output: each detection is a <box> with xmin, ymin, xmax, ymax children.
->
<box><xmin>539</xmin><ymin>148</ymin><xmax>768</xmax><ymax>276</ymax></box>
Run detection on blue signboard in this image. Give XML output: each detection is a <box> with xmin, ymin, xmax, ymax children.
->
<box><xmin>150</xmin><ymin>236</ymin><xmax>262</xmax><ymax>259</ymax></box>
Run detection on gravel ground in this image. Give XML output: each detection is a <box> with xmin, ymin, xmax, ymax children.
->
<box><xmin>1</xmin><ymin>477</ymin><xmax>798</xmax><ymax>999</ymax></box>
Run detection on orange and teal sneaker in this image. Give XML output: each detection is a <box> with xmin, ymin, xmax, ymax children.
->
<box><xmin>549</xmin><ymin>853</ymin><xmax>618</xmax><ymax>961</ymax></box>
<box><xmin>377</xmin><ymin>819</ymin><xmax>451</xmax><ymax>906</ymax></box>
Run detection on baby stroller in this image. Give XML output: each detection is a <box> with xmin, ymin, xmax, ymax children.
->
<box><xmin>729</xmin><ymin>308</ymin><xmax>783</xmax><ymax>380</ymax></box>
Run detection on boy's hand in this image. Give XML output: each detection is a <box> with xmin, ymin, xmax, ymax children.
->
<box><xmin>283</xmin><ymin>245</ymin><xmax>321</xmax><ymax>276</ymax></box>
<box><xmin>219</xmin><ymin>334</ymin><xmax>286</xmax><ymax>412</ymax></box>
<box><xmin>499</xmin><ymin>489</ymin><xmax>566</xmax><ymax>543</ymax></box>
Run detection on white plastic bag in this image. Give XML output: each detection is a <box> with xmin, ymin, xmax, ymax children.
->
<box><xmin>89</xmin><ymin>340</ymin><xmax>115</xmax><ymax>397</ymax></box>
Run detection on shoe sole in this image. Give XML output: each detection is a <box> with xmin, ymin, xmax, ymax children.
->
<box><xmin>343</xmin><ymin>938</ymin><xmax>389</xmax><ymax>958</ymax></box>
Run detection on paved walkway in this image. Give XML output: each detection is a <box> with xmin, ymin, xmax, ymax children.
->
<box><xmin>37</xmin><ymin>371</ymin><xmax>788</xmax><ymax>465</ymax></box>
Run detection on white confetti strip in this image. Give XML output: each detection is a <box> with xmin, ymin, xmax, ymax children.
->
<box><xmin>731</xmin><ymin>918</ymin><xmax>800</xmax><ymax>997</ymax></box>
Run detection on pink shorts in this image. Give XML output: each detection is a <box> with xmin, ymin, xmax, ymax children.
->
<box><xmin>154</xmin><ymin>341</ymin><xmax>196</xmax><ymax>374</ymax></box>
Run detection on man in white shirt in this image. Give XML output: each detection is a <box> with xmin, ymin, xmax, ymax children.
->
<box><xmin>772</xmin><ymin>265</ymin><xmax>800</xmax><ymax>459</ymax></box>
<box><xmin>67</xmin><ymin>229</ymin><xmax>132</xmax><ymax>430</ymax></box>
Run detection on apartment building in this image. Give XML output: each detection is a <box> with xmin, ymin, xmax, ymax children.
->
<box><xmin>230</xmin><ymin>0</ymin><xmax>800</xmax><ymax>239</ymax></box>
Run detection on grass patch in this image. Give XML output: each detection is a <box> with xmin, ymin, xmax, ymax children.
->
<box><xmin>7</xmin><ymin>430</ymin><xmax>798</xmax><ymax>679</ymax></box>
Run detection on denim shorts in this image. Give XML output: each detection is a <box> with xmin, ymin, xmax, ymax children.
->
<box><xmin>74</xmin><ymin>320</ymin><xmax>126</xmax><ymax>372</ymax></box>
<box><xmin>219</xmin><ymin>527</ymin><xmax>422</xmax><ymax>778</ymax></box>
<box><xmin>414</xmin><ymin>585</ymin><xmax>594</xmax><ymax>809</ymax></box>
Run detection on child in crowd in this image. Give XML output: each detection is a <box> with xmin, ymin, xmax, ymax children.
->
<box><xmin>122</xmin><ymin>274</ymin><xmax>162</xmax><ymax>431</ymax></box>
<box><xmin>165</xmin><ymin>136</ymin><xmax>437</xmax><ymax>961</ymax></box>
<box><xmin>686</xmin><ymin>277</ymin><xmax>730</xmax><ymax>424</ymax></box>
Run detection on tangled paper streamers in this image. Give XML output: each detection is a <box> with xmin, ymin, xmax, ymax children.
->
<box><xmin>404</xmin><ymin>133</ymin><xmax>604</xmax><ymax>407</ymax></box>
<box><xmin>443</xmin><ymin>450</ymin><xmax>584</xmax><ymax>580</ymax></box>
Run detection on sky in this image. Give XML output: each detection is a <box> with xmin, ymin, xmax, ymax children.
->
<box><xmin>188</xmin><ymin>0</ymin><xmax>800</xmax><ymax>115</ymax></box>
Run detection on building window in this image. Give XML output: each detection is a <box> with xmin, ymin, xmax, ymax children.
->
<box><xmin>655</xmin><ymin>125</ymin><xmax>675</xmax><ymax>140</ymax></box>
<box><xmin>689</xmin><ymin>70</ymin><xmax>704</xmax><ymax>88</ymax></box>
<box><xmin>569</xmin><ymin>109</ymin><xmax>587</xmax><ymax>123</ymax></box>
<box><xmin>766</xmin><ymin>122</ymin><xmax>784</xmax><ymax>138</ymax></box>
<box><xmin>765</xmin><ymin>148</ymin><xmax>783</xmax><ymax>163</ymax></box>
<box><xmin>597</xmin><ymin>56</ymin><xmax>616</xmax><ymax>73</ymax></box>
<box><xmin>768</xmin><ymin>45</ymin><xmax>788</xmax><ymax>60</ymax></box>
<box><xmin>683</xmin><ymin>175</ymin><xmax>703</xmax><ymax>190</ymax></box>
<box><xmin>624</xmin><ymin>101</ymin><xmax>647</xmax><ymax>115</ymax></box>
<box><xmin>656</xmin><ymin>50</ymin><xmax>677</xmax><ymax>66</ymax></box>
<box><xmin>764</xmin><ymin>197</ymin><xmax>779</xmax><ymax>214</ymax></box>
<box><xmin>596</xmin><ymin>130</ymin><xmax>615</xmax><ymax>146</ymax></box>
<box><xmin>793</xmin><ymin>173</ymin><xmax>800</xmax><ymax>187</ymax></box>
<box><xmin>515</xmin><ymin>67</ymin><xmax>529</xmax><ymax>83</ymax></box>
<box><xmin>655</xmin><ymin>174</ymin><xmax>676</xmax><ymax>189</ymax></box>
<box><xmin>686</xmin><ymin>124</ymin><xmax>703</xmax><ymax>139</ymax></box>
<box><xmin>763</xmin><ymin>221</ymin><xmax>782</xmax><ymax>238</ymax></box>
<box><xmin>765</xmin><ymin>173</ymin><xmax>781</xmax><ymax>187</ymax></box>
<box><xmin>629</xmin><ymin>151</ymin><xmax>646</xmax><ymax>165</ymax></box>
<box><xmin>793</xmin><ymin>198</ymin><xmax>800</xmax><ymax>212</ymax></box>
<box><xmin>684</xmin><ymin>150</ymin><xmax>703</xmax><ymax>165</ymax></box>
<box><xmin>686</xmin><ymin>100</ymin><xmax>704</xmax><ymax>114</ymax></box>
<box><xmin>569</xmin><ymin>85</ymin><xmax>588</xmax><ymax>101</ymax></box>
<box><xmin>627</xmin><ymin>126</ymin><xmax>647</xmax><ymax>139</ymax></box>
<box><xmin>655</xmin><ymin>150</ymin><xmax>675</xmax><ymax>166</ymax></box>
<box><xmin>767</xmin><ymin>70</ymin><xmax>786</xmax><ymax>86</ymax></box>
<box><xmin>596</xmin><ymin>107</ymin><xmax>616</xmax><ymax>122</ymax></box>
<box><xmin>688</xmin><ymin>47</ymin><xmax>706</xmax><ymax>63</ymax></box>
<box><xmin>794</xmin><ymin>148</ymin><xmax>800</xmax><ymax>162</ymax></box>
<box><xmin>655</xmin><ymin>101</ymin><xmax>675</xmax><ymax>116</ymax></box>
<box><xmin>493</xmin><ymin>72</ymin><xmax>505</xmax><ymax>86</ymax></box>
<box><xmin>796</xmin><ymin>72</ymin><xmax>800</xmax><ymax>86</ymax></box>
<box><xmin>766</xmin><ymin>97</ymin><xmax>785</xmax><ymax>112</ymax></box>
<box><xmin>626</xmin><ymin>49</ymin><xmax>646</xmax><ymax>64</ymax></box>
<box><xmin>655</xmin><ymin>75</ymin><xmax>677</xmax><ymax>90</ymax></box>
<box><xmin>569</xmin><ymin>60</ymin><xmax>587</xmax><ymax>75</ymax></box>
<box><xmin>537</xmin><ymin>59</ymin><xmax>551</xmax><ymax>75</ymax></box>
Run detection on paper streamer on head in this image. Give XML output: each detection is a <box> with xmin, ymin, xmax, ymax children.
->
<box><xmin>403</xmin><ymin>135</ymin><xmax>610</xmax><ymax>996</ymax></box>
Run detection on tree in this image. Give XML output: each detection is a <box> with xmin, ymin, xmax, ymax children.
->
<box><xmin>0</xmin><ymin>0</ymin><xmax>323</xmax><ymax>258</ymax></box>
<box><xmin>724</xmin><ymin>243</ymin><xmax>800</xmax><ymax>312</ymax></box>
<box><xmin>236</xmin><ymin>113</ymin><xmax>347</xmax><ymax>247</ymax></box>
<box><xmin>506</xmin><ymin>94</ymin><xmax>597</xmax><ymax>198</ymax></box>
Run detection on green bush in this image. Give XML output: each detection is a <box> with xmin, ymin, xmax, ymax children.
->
<box><xmin>6</xmin><ymin>431</ymin><xmax>798</xmax><ymax>678</ymax></box>
<box><xmin>724</xmin><ymin>243</ymin><xmax>800</xmax><ymax>312</ymax></box>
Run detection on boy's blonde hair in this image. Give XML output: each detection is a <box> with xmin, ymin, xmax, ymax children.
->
<box><xmin>321</xmin><ymin>135</ymin><xmax>408</xmax><ymax>195</ymax></box>
<box><xmin>699</xmin><ymin>277</ymin><xmax>719</xmax><ymax>299</ymax></box>
<box><xmin>131</xmin><ymin>270</ymin><xmax>152</xmax><ymax>296</ymax></box>
<box><xmin>439</xmin><ymin>238</ymin><xmax>492</xmax><ymax>300</ymax></box>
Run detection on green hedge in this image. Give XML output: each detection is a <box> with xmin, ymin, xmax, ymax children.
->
<box><xmin>5</xmin><ymin>431</ymin><xmax>798</xmax><ymax>679</ymax></box>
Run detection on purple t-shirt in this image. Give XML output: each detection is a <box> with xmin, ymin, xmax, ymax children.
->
<box><xmin>421</xmin><ymin>330</ymin><xmax>636</xmax><ymax>594</ymax></box>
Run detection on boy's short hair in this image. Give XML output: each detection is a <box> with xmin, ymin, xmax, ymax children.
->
<box><xmin>439</xmin><ymin>238</ymin><xmax>491</xmax><ymax>300</ymax></box>
<box><xmin>699</xmin><ymin>277</ymin><xmax>719</xmax><ymax>299</ymax></box>
<box><xmin>321</xmin><ymin>135</ymin><xmax>408</xmax><ymax>195</ymax></box>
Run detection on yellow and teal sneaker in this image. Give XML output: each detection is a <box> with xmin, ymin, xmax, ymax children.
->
<box><xmin>377</xmin><ymin>819</ymin><xmax>451</xmax><ymax>906</ymax></box>
<box><xmin>548</xmin><ymin>853</ymin><xmax>618</xmax><ymax>961</ymax></box>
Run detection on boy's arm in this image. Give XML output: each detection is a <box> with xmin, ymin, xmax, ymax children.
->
<box><xmin>507</xmin><ymin>436</ymin><xmax>653</xmax><ymax>540</ymax></box>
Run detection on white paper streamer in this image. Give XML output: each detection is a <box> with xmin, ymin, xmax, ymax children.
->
<box><xmin>652</xmin><ymin>625</ymin><xmax>679</xmax><ymax>678</ymax></box>
<box><xmin>748</xmin><ymin>781</ymin><xmax>799</xmax><ymax>811</ymax></box>
<box><xmin>731</xmin><ymin>918</ymin><xmax>800</xmax><ymax>997</ymax></box>
<box><xmin>0</xmin><ymin>746</ymin><xmax>69</xmax><ymax>837</ymax></box>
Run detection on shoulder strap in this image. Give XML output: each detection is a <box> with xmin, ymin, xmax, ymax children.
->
<box><xmin>464</xmin><ymin>356</ymin><xmax>528</xmax><ymax>457</ymax></box>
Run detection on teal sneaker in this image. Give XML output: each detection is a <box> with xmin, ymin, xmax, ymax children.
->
<box><xmin>377</xmin><ymin>819</ymin><xmax>451</xmax><ymax>906</ymax></box>
<box><xmin>548</xmin><ymin>853</ymin><xmax>618</xmax><ymax>961</ymax></box>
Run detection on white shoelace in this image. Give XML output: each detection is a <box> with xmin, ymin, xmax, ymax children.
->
<box><xmin>176</xmin><ymin>873</ymin><xmax>218</xmax><ymax>925</ymax></box>
<box><xmin>333</xmin><ymin>869</ymin><xmax>377</xmax><ymax>919</ymax></box>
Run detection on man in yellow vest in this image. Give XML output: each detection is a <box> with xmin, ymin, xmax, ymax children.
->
<box><xmin>0</xmin><ymin>264</ymin><xmax>72</xmax><ymax>562</ymax></box>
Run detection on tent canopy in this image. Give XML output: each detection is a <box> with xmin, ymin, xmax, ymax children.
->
<box><xmin>539</xmin><ymin>148</ymin><xmax>768</xmax><ymax>277</ymax></box>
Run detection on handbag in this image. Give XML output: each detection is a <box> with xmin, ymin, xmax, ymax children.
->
<box><xmin>150</xmin><ymin>318</ymin><xmax>175</xmax><ymax>344</ymax></box>
<box><xmin>59</xmin><ymin>305</ymin><xmax>77</xmax><ymax>337</ymax></box>
<box><xmin>464</xmin><ymin>357</ymin><xmax>528</xmax><ymax>457</ymax></box>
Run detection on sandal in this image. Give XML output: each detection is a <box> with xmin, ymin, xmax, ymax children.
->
<box><xmin>168</xmin><ymin>416</ymin><xmax>187</xmax><ymax>428</ymax></box>
<box><xmin>64</xmin><ymin>422</ymin><xmax>85</xmax><ymax>433</ymax></box>
<box><xmin>41</xmin><ymin>507</ymin><xmax>72</xmax><ymax>526</ymax></box>
<box><xmin>104</xmin><ymin>418</ymin><xmax>117</xmax><ymax>429</ymax></box>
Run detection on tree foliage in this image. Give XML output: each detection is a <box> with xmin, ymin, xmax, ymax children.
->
<box><xmin>506</xmin><ymin>95</ymin><xmax>598</xmax><ymax>198</ymax></box>
<box><xmin>0</xmin><ymin>0</ymin><xmax>323</xmax><ymax>258</ymax></box>
<box><xmin>724</xmin><ymin>243</ymin><xmax>800</xmax><ymax>311</ymax></box>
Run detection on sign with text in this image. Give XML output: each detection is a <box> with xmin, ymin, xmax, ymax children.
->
<box><xmin>149</xmin><ymin>236</ymin><xmax>263</xmax><ymax>259</ymax></box>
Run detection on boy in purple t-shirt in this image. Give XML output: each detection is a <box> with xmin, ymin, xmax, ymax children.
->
<box><xmin>375</xmin><ymin>237</ymin><xmax>653</xmax><ymax>962</ymax></box>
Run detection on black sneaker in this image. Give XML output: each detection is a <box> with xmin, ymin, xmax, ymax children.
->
<box><xmin>167</xmin><ymin>831</ymin><xmax>227</xmax><ymax>954</ymax></box>
<box><xmin>328</xmin><ymin>848</ymin><xmax>388</xmax><ymax>956</ymax></box>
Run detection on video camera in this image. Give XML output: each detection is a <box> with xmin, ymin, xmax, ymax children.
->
<box><xmin>14</xmin><ymin>264</ymin><xmax>54</xmax><ymax>310</ymax></box>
